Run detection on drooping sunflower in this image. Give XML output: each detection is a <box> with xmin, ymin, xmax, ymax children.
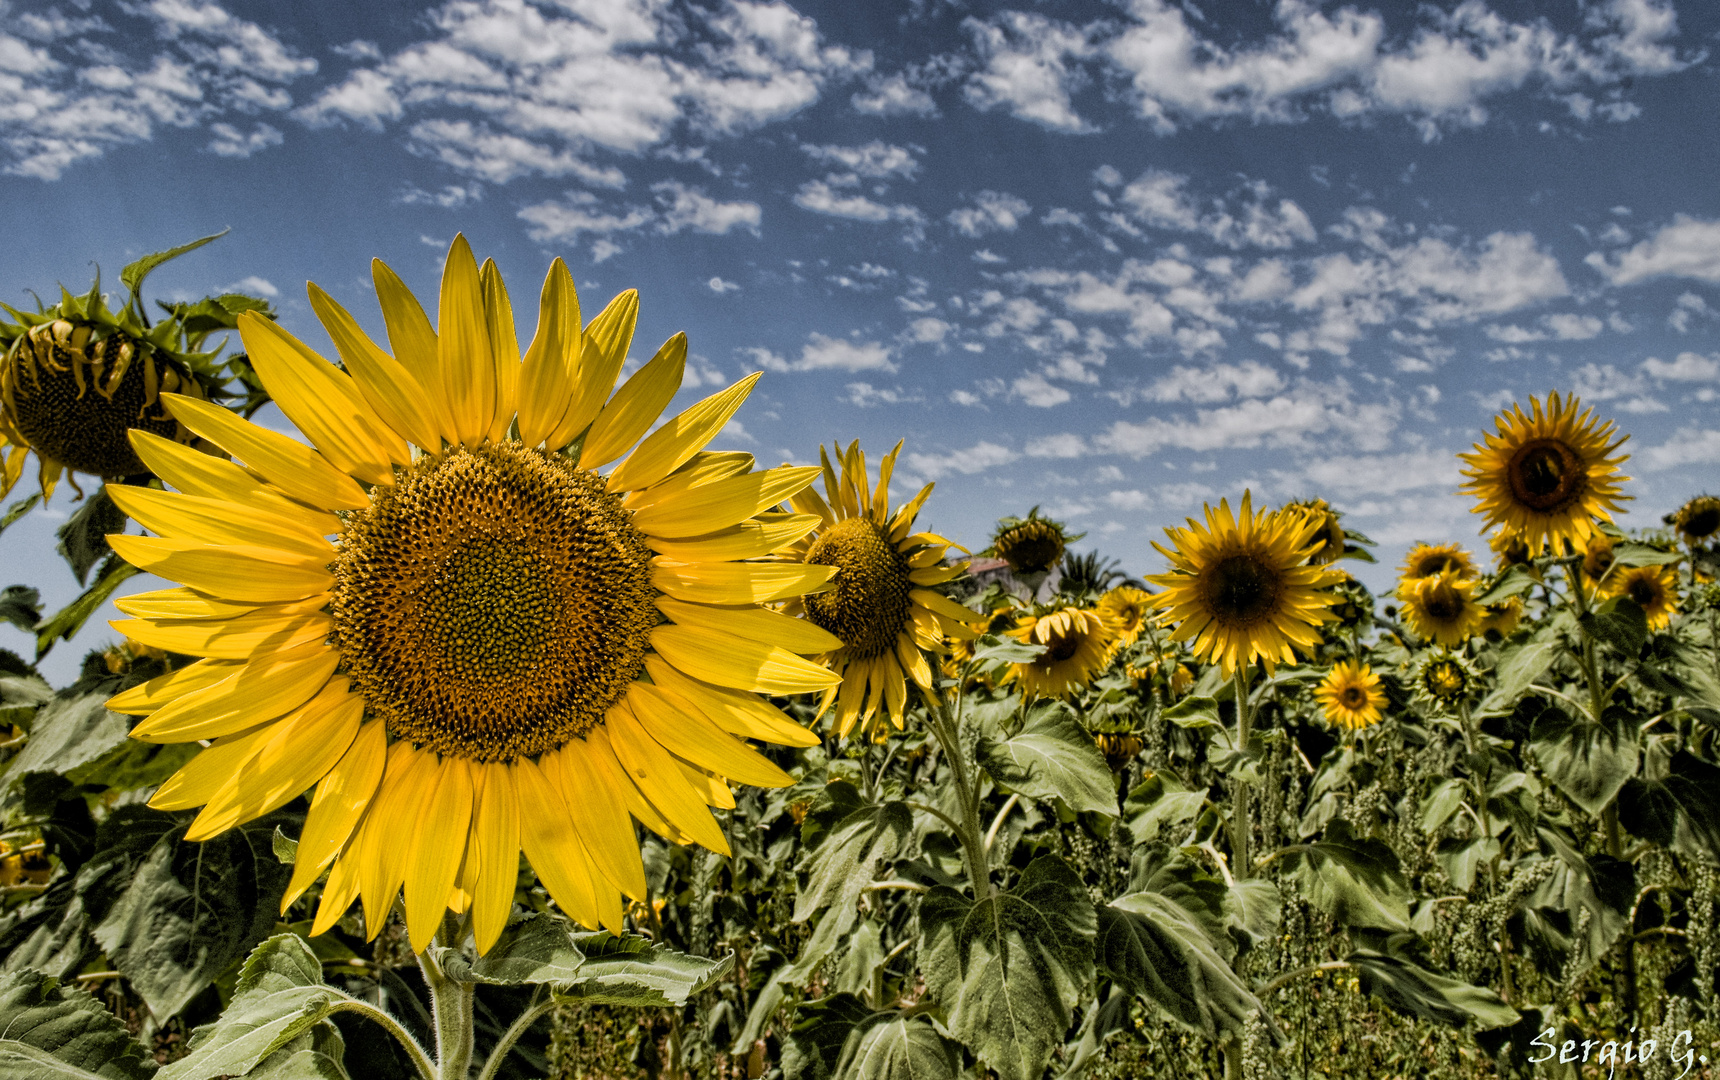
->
<box><xmin>778</xmin><ymin>440</ymin><xmax>972</xmax><ymax>739</ymax></box>
<box><xmin>1147</xmin><ymin>492</ymin><xmax>1335</xmax><ymax>677</ymax></box>
<box><xmin>1458</xmin><ymin>391</ymin><xmax>1631</xmax><ymax>556</ymax></box>
<box><xmin>1399</xmin><ymin>570</ymin><xmax>1482</xmax><ymax>647</ymax></box>
<box><xmin>1411</xmin><ymin>651</ymin><xmax>1479</xmax><ymax>712</ymax></box>
<box><xmin>1605</xmin><ymin>564</ymin><xmax>1678</xmax><ymax>630</ymax></box>
<box><xmin>1001</xmin><ymin>606</ymin><xmax>1115</xmax><ymax>699</ymax></box>
<box><xmin>1282</xmin><ymin>498</ymin><xmax>1348</xmax><ymax>564</ymax></box>
<box><xmin>1314</xmin><ymin>660</ymin><xmax>1386</xmax><ymax>732</ymax></box>
<box><xmin>1095</xmin><ymin>585</ymin><xmax>1154</xmax><ymax>647</ymax></box>
<box><xmin>1477</xmin><ymin>595</ymin><xmax>1524</xmax><ymax>637</ymax></box>
<box><xmin>105</xmin><ymin>236</ymin><xmax>845</xmax><ymax>956</ymax></box>
<box><xmin>1398</xmin><ymin>542</ymin><xmax>1477</xmax><ymax>585</ymax></box>
<box><xmin>1673</xmin><ymin>495</ymin><xmax>1720</xmax><ymax>547</ymax></box>
<box><xmin>988</xmin><ymin>507</ymin><xmax>1081</xmax><ymax>581</ymax></box>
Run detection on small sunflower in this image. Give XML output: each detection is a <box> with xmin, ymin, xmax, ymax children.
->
<box><xmin>1314</xmin><ymin>660</ymin><xmax>1386</xmax><ymax>731</ymax></box>
<box><xmin>1673</xmin><ymin>496</ymin><xmax>1720</xmax><ymax>547</ymax></box>
<box><xmin>989</xmin><ymin>507</ymin><xmax>1081</xmax><ymax>579</ymax></box>
<box><xmin>1001</xmin><ymin>606</ymin><xmax>1115</xmax><ymax>699</ymax></box>
<box><xmin>1477</xmin><ymin>595</ymin><xmax>1524</xmax><ymax>637</ymax></box>
<box><xmin>1399</xmin><ymin>542</ymin><xmax>1478</xmax><ymax>585</ymax></box>
<box><xmin>1412</xmin><ymin>651</ymin><xmax>1480</xmax><ymax>712</ymax></box>
<box><xmin>1581</xmin><ymin>533</ymin><xmax>1616</xmax><ymax>583</ymax></box>
<box><xmin>1399</xmin><ymin>570</ymin><xmax>1483</xmax><ymax>647</ymax></box>
<box><xmin>1093</xmin><ymin>731</ymin><xmax>1145</xmax><ymax>771</ymax></box>
<box><xmin>1282</xmin><ymin>498</ymin><xmax>1348</xmax><ymax>564</ymax></box>
<box><xmin>1326</xmin><ymin>575</ymin><xmax>1375</xmax><ymax>631</ymax></box>
<box><xmin>1489</xmin><ymin>530</ymin><xmax>1534</xmax><ymax>572</ymax></box>
<box><xmin>105</xmin><ymin>236</ymin><xmax>844</xmax><ymax>955</ymax></box>
<box><xmin>1147</xmin><ymin>492</ymin><xmax>1335</xmax><ymax>677</ymax></box>
<box><xmin>1459</xmin><ymin>391</ymin><xmax>1631</xmax><ymax>556</ymax></box>
<box><xmin>780</xmin><ymin>440</ymin><xmax>972</xmax><ymax>739</ymax></box>
<box><xmin>1605</xmin><ymin>564</ymin><xmax>1678</xmax><ymax>630</ymax></box>
<box><xmin>1095</xmin><ymin>585</ymin><xmax>1154</xmax><ymax>647</ymax></box>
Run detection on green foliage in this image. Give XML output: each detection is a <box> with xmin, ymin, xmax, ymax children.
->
<box><xmin>978</xmin><ymin>701</ymin><xmax>1117</xmax><ymax>816</ymax></box>
<box><xmin>0</xmin><ymin>969</ymin><xmax>157</xmax><ymax>1079</ymax></box>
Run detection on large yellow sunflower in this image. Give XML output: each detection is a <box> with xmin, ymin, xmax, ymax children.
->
<box><xmin>1001</xmin><ymin>606</ymin><xmax>1115</xmax><ymax>699</ymax></box>
<box><xmin>104</xmin><ymin>236</ymin><xmax>843</xmax><ymax>956</ymax></box>
<box><xmin>1314</xmin><ymin>660</ymin><xmax>1385</xmax><ymax>731</ymax></box>
<box><xmin>1147</xmin><ymin>492</ymin><xmax>1335</xmax><ymax>677</ymax></box>
<box><xmin>1398</xmin><ymin>542</ymin><xmax>1477</xmax><ymax>586</ymax></box>
<box><xmin>1458</xmin><ymin>391</ymin><xmax>1630</xmax><ymax>556</ymax></box>
<box><xmin>1605</xmin><ymin>564</ymin><xmax>1678</xmax><ymax>630</ymax></box>
<box><xmin>1399</xmin><ymin>570</ymin><xmax>1482</xmax><ymax>647</ymax></box>
<box><xmin>778</xmin><ymin>441</ymin><xmax>972</xmax><ymax>739</ymax></box>
<box><xmin>1095</xmin><ymin>585</ymin><xmax>1154</xmax><ymax>647</ymax></box>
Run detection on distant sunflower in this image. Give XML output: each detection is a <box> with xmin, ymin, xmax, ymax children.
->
<box><xmin>1459</xmin><ymin>391</ymin><xmax>1630</xmax><ymax>556</ymax></box>
<box><xmin>1002</xmin><ymin>606</ymin><xmax>1115</xmax><ymax>699</ymax></box>
<box><xmin>780</xmin><ymin>440</ymin><xmax>972</xmax><ymax>739</ymax></box>
<box><xmin>1605</xmin><ymin>564</ymin><xmax>1678</xmax><ymax>630</ymax></box>
<box><xmin>1147</xmin><ymin>492</ymin><xmax>1335</xmax><ymax>677</ymax></box>
<box><xmin>105</xmin><ymin>236</ymin><xmax>842</xmax><ymax>956</ymax></box>
<box><xmin>1398</xmin><ymin>542</ymin><xmax>1478</xmax><ymax>585</ymax></box>
<box><xmin>1315</xmin><ymin>660</ymin><xmax>1386</xmax><ymax>731</ymax></box>
<box><xmin>1489</xmin><ymin>530</ymin><xmax>1534</xmax><ymax>572</ymax></box>
<box><xmin>1283</xmin><ymin>498</ymin><xmax>1348</xmax><ymax>564</ymax></box>
<box><xmin>1673</xmin><ymin>495</ymin><xmax>1720</xmax><ymax>547</ymax></box>
<box><xmin>1477</xmin><ymin>595</ymin><xmax>1524</xmax><ymax>638</ymax></box>
<box><xmin>989</xmin><ymin>507</ymin><xmax>1080</xmax><ymax>579</ymax></box>
<box><xmin>1412</xmin><ymin>651</ymin><xmax>1479</xmax><ymax>712</ymax></box>
<box><xmin>1095</xmin><ymin>585</ymin><xmax>1154</xmax><ymax>647</ymax></box>
<box><xmin>1400</xmin><ymin>570</ymin><xmax>1483</xmax><ymax>647</ymax></box>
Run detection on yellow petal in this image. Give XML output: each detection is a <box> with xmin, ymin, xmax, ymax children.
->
<box><xmin>579</xmin><ymin>332</ymin><xmax>687</xmax><ymax>471</ymax></box>
<box><xmin>311</xmin><ymin>851</ymin><xmax>361</xmax><ymax>936</ymax></box>
<box><xmin>160</xmin><ymin>394</ymin><xmax>368</xmax><ymax>511</ymax></box>
<box><xmin>239</xmin><ymin>312</ymin><xmax>404</xmax><ymax>485</ymax></box>
<box><xmin>642</xmin><ymin>655</ymin><xmax>820</xmax><ymax>748</ymax></box>
<box><xmin>630</xmin><ymin>466</ymin><xmax>821</xmax><ymax>539</ymax></box>
<box><xmin>107</xmin><ymin>658</ymin><xmax>240</xmax><ymax>714</ymax></box>
<box><xmin>127</xmin><ymin>430</ymin><xmax>341</xmax><ymax>536</ymax></box>
<box><xmin>651</xmin><ymin>626</ymin><xmax>841</xmax><ymax>695</ymax></box>
<box><xmin>404</xmin><ymin>756</ymin><xmax>473</xmax><ymax>953</ymax></box>
<box><xmin>439</xmin><ymin>235</ymin><xmax>496</xmax><ymax>446</ymax></box>
<box><xmin>513</xmin><ymin>756</ymin><xmax>604</xmax><ymax>930</ymax></box>
<box><xmin>516</xmin><ymin>259</ymin><xmax>583</xmax><ymax>449</ymax></box>
<box><xmin>480</xmin><ymin>258</ymin><xmax>520</xmax><ymax>444</ymax></box>
<box><xmin>656</xmin><ymin>597</ymin><xmax>841</xmax><ymax>654</ymax></box>
<box><xmin>308</xmin><ymin>282</ymin><xmax>443</xmax><ymax>450</ymax></box>
<box><xmin>651</xmin><ymin>559</ymin><xmax>835</xmax><ymax>605</ymax></box>
<box><xmin>150</xmin><ymin>723</ymin><xmax>275</xmax><ymax>811</ymax></box>
<box><xmin>283</xmin><ymin>718</ymin><xmax>387</xmax><ymax>908</ymax></box>
<box><xmin>582</xmin><ymin>724</ymin><xmax>690</xmax><ymax>844</ymax></box>
<box><xmin>548</xmin><ymin>290</ymin><xmax>638</xmax><ymax>451</ymax></box>
<box><xmin>470</xmin><ymin>762</ymin><xmax>521</xmax><ymax>955</ymax></box>
<box><xmin>106</xmin><ymin>483</ymin><xmax>332</xmax><ymax>559</ymax></box>
<box><xmin>789</xmin><ymin>483</ymin><xmax>837</xmax><ymax>529</ymax></box>
<box><xmin>645</xmin><ymin>513</ymin><xmax>819</xmax><ymax>563</ymax></box>
<box><xmin>108</xmin><ymin>535</ymin><xmax>333</xmax><ymax>604</ymax></box>
<box><xmin>628</xmin><ymin>682</ymin><xmax>794</xmax><ymax>787</ymax></box>
<box><xmin>554</xmin><ymin>739</ymin><xmax>647</xmax><ymax>900</ymax></box>
<box><xmin>373</xmin><ymin>258</ymin><xmax>456</xmax><ymax>444</ymax></box>
<box><xmin>111</xmin><ymin>610</ymin><xmax>331</xmax><ymax>661</ymax></box>
<box><xmin>675</xmin><ymin>756</ymin><xmax>735</xmax><ymax>809</ymax></box>
<box><xmin>623</xmin><ymin>451</ymin><xmax>757</xmax><ymax>510</ymax></box>
<box><xmin>603</xmin><ymin>700</ymin><xmax>730</xmax><ymax>856</ymax></box>
<box><xmin>132</xmin><ymin>641</ymin><xmax>339</xmax><ymax>743</ymax></box>
<box><xmin>909</xmin><ymin>566</ymin><xmax>964</xmax><ymax>585</ymax></box>
<box><xmin>607</xmin><ymin>372</ymin><xmax>761</xmax><ymax>493</ymax></box>
<box><xmin>911</xmin><ymin>588</ymin><xmax>979</xmax><ymax>625</ymax></box>
<box><xmin>359</xmin><ymin>743</ymin><xmax>432</xmax><ymax>937</ymax></box>
<box><xmin>895</xmin><ymin>633</ymin><xmax>933</xmax><ymax>691</ymax></box>
<box><xmin>113</xmin><ymin>588</ymin><xmax>329</xmax><ymax>621</ymax></box>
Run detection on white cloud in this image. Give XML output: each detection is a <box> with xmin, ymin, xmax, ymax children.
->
<box><xmin>708</xmin><ymin>276</ymin><xmax>740</xmax><ymax>293</ymax></box>
<box><xmin>1642</xmin><ymin>351</ymin><xmax>1720</xmax><ymax>382</ymax></box>
<box><xmin>1641</xmin><ymin>428</ymin><xmax>1720</xmax><ymax>471</ymax></box>
<box><xmin>844</xmin><ymin>382</ymin><xmax>920</xmax><ymax>407</ymax></box>
<box><xmin>902</xmin><ymin>317</ymin><xmax>952</xmax><ymax>345</ymax></box>
<box><xmin>221</xmin><ymin>275</ymin><xmax>279</xmax><ymax>298</ymax></box>
<box><xmin>1112</xmin><ymin>168</ymin><xmax>1316</xmax><ymax>250</ymax></box>
<box><xmin>906</xmin><ymin>440</ymin><xmax>1020</xmax><ymax>479</ymax></box>
<box><xmin>962</xmin><ymin>11</ymin><xmax>1096</xmax><ymax>133</ymax></box>
<box><xmin>793</xmin><ymin>179</ymin><xmax>924</xmax><ymax>226</ymax></box>
<box><xmin>801</xmin><ymin>140</ymin><xmax>919</xmax><ymax>179</ymax></box>
<box><xmin>1278</xmin><ymin>449</ymin><xmax>1461</xmax><ymax>499</ymax></box>
<box><xmin>517</xmin><ymin>191</ymin><xmax>653</xmax><ymax>242</ymax></box>
<box><xmin>748</xmin><ymin>333</ymin><xmax>896</xmax><ymax>375</ymax></box>
<box><xmin>1586</xmin><ymin>215</ymin><xmax>1720</xmax><ymax>285</ymax></box>
<box><xmin>1670</xmin><ymin>292</ymin><xmax>1712</xmax><ymax>333</ymax></box>
<box><xmin>1570</xmin><ymin>362</ymin><xmax>1665</xmax><ymax>412</ymax></box>
<box><xmin>400</xmin><ymin>182</ymin><xmax>483</xmax><ymax>208</ymax></box>
<box><xmin>1544</xmin><ymin>313</ymin><xmax>1604</xmax><ymax>340</ymax></box>
<box><xmin>1012</xmin><ymin>372</ymin><xmax>1071</xmax><ymax>407</ymax></box>
<box><xmin>1145</xmin><ymin>361</ymin><xmax>1284</xmax><ymax>404</ymax></box>
<box><xmin>205</xmin><ymin>120</ymin><xmax>282</xmax><ymax>157</ymax></box>
<box><xmin>515</xmin><ymin>182</ymin><xmax>757</xmax><ymax>243</ymax></box>
<box><xmin>652</xmin><ymin>180</ymin><xmax>761</xmax><ymax>235</ymax></box>
<box><xmin>948</xmin><ymin>190</ymin><xmax>1031</xmax><ymax>238</ymax></box>
<box><xmin>1025</xmin><ymin>433</ymin><xmax>1088</xmax><ymax>458</ymax></box>
<box><xmin>1096</xmin><ymin>380</ymin><xmax>1398</xmax><ymax>458</ymax></box>
<box><xmin>852</xmin><ymin>71</ymin><xmax>936</xmax><ymax>116</ymax></box>
<box><xmin>1105</xmin><ymin>489</ymin><xmax>1151</xmax><ymax>510</ymax></box>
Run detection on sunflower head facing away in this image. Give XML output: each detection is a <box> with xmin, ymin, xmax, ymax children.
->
<box><xmin>104</xmin><ymin>235</ymin><xmax>849</xmax><ymax>955</ymax></box>
<box><xmin>1673</xmin><ymin>495</ymin><xmax>1720</xmax><ymax>547</ymax></box>
<box><xmin>1147</xmin><ymin>491</ymin><xmax>1336</xmax><ymax>677</ymax></box>
<box><xmin>1478</xmin><ymin>595</ymin><xmax>1524</xmax><ymax>638</ymax></box>
<box><xmin>1315</xmin><ymin>659</ymin><xmax>1386</xmax><ymax>732</ymax></box>
<box><xmin>989</xmin><ymin>507</ymin><xmax>1081</xmax><ymax>579</ymax></box>
<box><xmin>1412</xmin><ymin>651</ymin><xmax>1479</xmax><ymax>712</ymax></box>
<box><xmin>1398</xmin><ymin>542</ymin><xmax>1477</xmax><ymax>587</ymax></box>
<box><xmin>780</xmin><ymin>440</ymin><xmax>971</xmax><ymax>739</ymax></box>
<box><xmin>1458</xmin><ymin>391</ymin><xmax>1631</xmax><ymax>557</ymax></box>
<box><xmin>1606</xmin><ymin>563</ymin><xmax>1678</xmax><ymax>630</ymax></box>
<box><xmin>1490</xmin><ymin>530</ymin><xmax>1534</xmax><ymax>573</ymax></box>
<box><xmin>1002</xmin><ymin>606</ymin><xmax>1115</xmax><ymax>699</ymax></box>
<box><xmin>1399</xmin><ymin>569</ymin><xmax>1482</xmax><ymax>648</ymax></box>
<box><xmin>1282</xmin><ymin>498</ymin><xmax>1348</xmax><ymax>564</ymax></box>
<box><xmin>1095</xmin><ymin>585</ymin><xmax>1154</xmax><ymax>647</ymax></box>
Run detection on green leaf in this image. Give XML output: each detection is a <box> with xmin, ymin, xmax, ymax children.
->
<box><xmin>35</xmin><ymin>558</ymin><xmax>141</xmax><ymax>659</ymax></box>
<box><xmin>918</xmin><ymin>855</ymin><xmax>1096</xmax><ymax>1080</ymax></box>
<box><xmin>1096</xmin><ymin>892</ymin><xmax>1263</xmax><ymax>1038</ymax></box>
<box><xmin>1162</xmin><ymin>695</ymin><xmax>1221</xmax><ymax>729</ymax></box>
<box><xmin>443</xmin><ymin>912</ymin><xmax>584</xmax><ymax>985</ymax></box>
<box><xmin>119</xmin><ymin>231</ymin><xmax>228</xmax><ymax>307</ymax></box>
<box><xmin>273</xmin><ymin>827</ymin><xmax>298</xmax><ymax>865</ymax></box>
<box><xmin>1579</xmin><ymin>597</ymin><xmax>1648</xmax><ymax>658</ymax></box>
<box><xmin>0</xmin><ymin>969</ymin><xmax>156</xmax><ymax>1079</ymax></box>
<box><xmin>1419</xmin><ymin>778</ymin><xmax>1467</xmax><ymax>834</ymax></box>
<box><xmin>1476</xmin><ymin>639</ymin><xmax>1560</xmax><ymax>716</ymax></box>
<box><xmin>783</xmin><ymin>997</ymin><xmax>960</xmax><ymax>1080</ymax></box>
<box><xmin>783</xmin><ymin>993</ymin><xmax>875</xmax><ymax>1080</ymax></box>
<box><xmin>1525</xmin><ymin>828</ymin><xmax>1634</xmax><ymax>980</ymax></box>
<box><xmin>0</xmin><ymin>494</ymin><xmax>41</xmax><ymax>536</ymax></box>
<box><xmin>239</xmin><ymin>1023</ymin><xmax>349</xmax><ymax>1080</ymax></box>
<box><xmin>1530</xmin><ymin>702</ymin><xmax>1639</xmax><ymax>816</ymax></box>
<box><xmin>848</xmin><ymin>1015</ymin><xmax>961</xmax><ymax>1080</ymax></box>
<box><xmin>553</xmin><ymin>931</ymin><xmax>732</xmax><ymax>1007</ymax></box>
<box><xmin>157</xmin><ymin>934</ymin><xmax>354</xmax><ymax>1080</ymax></box>
<box><xmin>1618</xmin><ymin>751</ymin><xmax>1720</xmax><ymax>862</ymax></box>
<box><xmin>1347</xmin><ymin>951</ymin><xmax>1518</xmax><ymax>1029</ymax></box>
<box><xmin>1611</xmin><ymin>543</ymin><xmax>1682</xmax><ymax>568</ymax></box>
<box><xmin>1123</xmin><ymin>772</ymin><xmax>1207</xmax><ymax>844</ymax></box>
<box><xmin>1287</xmin><ymin>820</ymin><xmax>1412</xmax><ymax>932</ymax></box>
<box><xmin>54</xmin><ymin>490</ymin><xmax>125</xmax><ymax>586</ymax></box>
<box><xmin>795</xmin><ymin>783</ymin><xmax>913</xmax><ymax>928</ymax></box>
<box><xmin>977</xmin><ymin>701</ymin><xmax>1117</xmax><ymax>816</ymax></box>
<box><xmin>1</xmin><ymin>693</ymin><xmax>129</xmax><ymax>790</ymax></box>
<box><xmin>973</xmin><ymin>636</ymin><xmax>1044</xmax><ymax>664</ymax></box>
<box><xmin>0</xmin><ymin>585</ymin><xmax>41</xmax><ymax>633</ymax></box>
<box><xmin>1472</xmin><ymin>565</ymin><xmax>1535</xmax><ymax>606</ymax></box>
<box><xmin>1434</xmin><ymin>837</ymin><xmax>1500</xmax><ymax>893</ymax></box>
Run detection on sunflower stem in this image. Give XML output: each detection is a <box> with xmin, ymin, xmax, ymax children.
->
<box><xmin>920</xmin><ymin>686</ymin><xmax>993</xmax><ymax>899</ymax></box>
<box><xmin>1230</xmin><ymin>666</ymin><xmax>1253</xmax><ymax>879</ymax></box>
<box><xmin>473</xmin><ymin>990</ymin><xmax>554</xmax><ymax>1080</ymax></box>
<box><xmin>417</xmin><ymin>931</ymin><xmax>475</xmax><ymax>1080</ymax></box>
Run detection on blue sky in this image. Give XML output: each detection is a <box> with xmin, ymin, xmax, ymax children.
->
<box><xmin>6</xmin><ymin>0</ymin><xmax>1720</xmax><ymax>678</ymax></box>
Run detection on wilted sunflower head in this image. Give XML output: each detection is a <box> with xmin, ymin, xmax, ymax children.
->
<box><xmin>1283</xmin><ymin>498</ymin><xmax>1348</xmax><ymax>564</ymax></box>
<box><xmin>781</xmin><ymin>440</ymin><xmax>972</xmax><ymax>738</ymax></box>
<box><xmin>1674</xmin><ymin>496</ymin><xmax>1720</xmax><ymax>546</ymax></box>
<box><xmin>1147</xmin><ymin>491</ymin><xmax>1336</xmax><ymax>677</ymax></box>
<box><xmin>1582</xmin><ymin>533</ymin><xmax>1616</xmax><ymax>582</ymax></box>
<box><xmin>1315</xmin><ymin>659</ymin><xmax>1386</xmax><ymax>732</ymax></box>
<box><xmin>1458</xmin><ymin>391</ymin><xmax>1631</xmax><ymax>557</ymax></box>
<box><xmin>1398</xmin><ymin>542</ymin><xmax>1477</xmax><ymax>589</ymax></box>
<box><xmin>1478</xmin><ymin>595</ymin><xmax>1524</xmax><ymax>638</ymax></box>
<box><xmin>1002</xmin><ymin>606</ymin><xmax>1116</xmax><ymax>699</ymax></box>
<box><xmin>1412</xmin><ymin>651</ymin><xmax>1479</xmax><ymax>711</ymax></box>
<box><xmin>1400</xmin><ymin>570</ymin><xmax>1482</xmax><ymax>648</ymax></box>
<box><xmin>989</xmin><ymin>507</ymin><xmax>1081</xmax><ymax>578</ymax></box>
<box><xmin>1605</xmin><ymin>563</ymin><xmax>1678</xmax><ymax>630</ymax></box>
<box><xmin>1095</xmin><ymin>585</ymin><xmax>1154</xmax><ymax>646</ymax></box>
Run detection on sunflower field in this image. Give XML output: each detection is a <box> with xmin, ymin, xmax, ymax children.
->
<box><xmin>2</xmin><ymin>236</ymin><xmax>1720</xmax><ymax>1080</ymax></box>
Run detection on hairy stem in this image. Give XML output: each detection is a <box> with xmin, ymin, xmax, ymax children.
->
<box><xmin>1231</xmin><ymin>666</ymin><xmax>1254</xmax><ymax>878</ymax></box>
<box><xmin>417</xmin><ymin>936</ymin><xmax>474</xmax><ymax>1080</ymax></box>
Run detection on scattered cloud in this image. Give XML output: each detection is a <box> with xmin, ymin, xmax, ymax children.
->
<box><xmin>906</xmin><ymin>439</ymin><xmax>1019</xmax><ymax>479</ymax></box>
<box><xmin>801</xmin><ymin>140</ymin><xmax>919</xmax><ymax>179</ymax></box>
<box><xmin>708</xmin><ymin>276</ymin><xmax>740</xmax><ymax>293</ymax></box>
<box><xmin>948</xmin><ymin>190</ymin><xmax>1031</xmax><ymax>237</ymax></box>
<box><xmin>962</xmin><ymin>11</ymin><xmax>1098</xmax><ymax>133</ymax></box>
<box><xmin>1102</xmin><ymin>167</ymin><xmax>1316</xmax><ymax>250</ymax></box>
<box><xmin>516</xmin><ymin>182</ymin><xmax>758</xmax><ymax>243</ymax></box>
<box><xmin>743</xmin><ymin>333</ymin><xmax>896</xmax><ymax>374</ymax></box>
<box><xmin>1586</xmin><ymin>215</ymin><xmax>1720</xmax><ymax>285</ymax></box>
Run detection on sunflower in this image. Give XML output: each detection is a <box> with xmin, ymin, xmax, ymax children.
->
<box><xmin>1001</xmin><ymin>606</ymin><xmax>1115</xmax><ymax>699</ymax></box>
<box><xmin>1458</xmin><ymin>391</ymin><xmax>1631</xmax><ymax>556</ymax></box>
<box><xmin>104</xmin><ymin>236</ymin><xmax>845</xmax><ymax>956</ymax></box>
<box><xmin>1398</xmin><ymin>542</ymin><xmax>1477</xmax><ymax>585</ymax></box>
<box><xmin>988</xmin><ymin>507</ymin><xmax>1081</xmax><ymax>579</ymax></box>
<box><xmin>1477</xmin><ymin>595</ymin><xmax>1524</xmax><ymax>638</ymax></box>
<box><xmin>1314</xmin><ymin>660</ymin><xmax>1386</xmax><ymax>731</ymax></box>
<box><xmin>1147</xmin><ymin>492</ymin><xmax>1335</xmax><ymax>677</ymax></box>
<box><xmin>1605</xmin><ymin>564</ymin><xmax>1678</xmax><ymax>630</ymax></box>
<box><xmin>778</xmin><ymin>440</ymin><xmax>971</xmax><ymax>739</ymax></box>
<box><xmin>1579</xmin><ymin>534</ymin><xmax>1615</xmax><ymax>582</ymax></box>
<box><xmin>1489</xmin><ymin>530</ymin><xmax>1534</xmax><ymax>572</ymax></box>
<box><xmin>1412</xmin><ymin>651</ymin><xmax>1479</xmax><ymax>712</ymax></box>
<box><xmin>1673</xmin><ymin>496</ymin><xmax>1720</xmax><ymax>547</ymax></box>
<box><xmin>1095</xmin><ymin>585</ymin><xmax>1154</xmax><ymax>647</ymax></box>
<box><xmin>1283</xmin><ymin>498</ymin><xmax>1347</xmax><ymax>564</ymax></box>
<box><xmin>1399</xmin><ymin>570</ymin><xmax>1482</xmax><ymax>647</ymax></box>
